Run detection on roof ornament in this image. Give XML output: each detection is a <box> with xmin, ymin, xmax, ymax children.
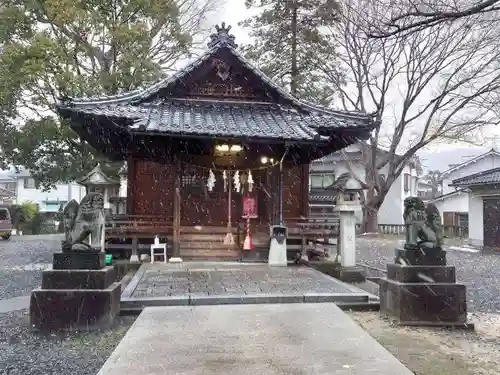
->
<box><xmin>207</xmin><ymin>22</ymin><xmax>238</xmax><ymax>49</ymax></box>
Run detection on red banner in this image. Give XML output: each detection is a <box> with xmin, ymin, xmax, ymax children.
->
<box><xmin>242</xmin><ymin>195</ymin><xmax>258</xmax><ymax>219</ymax></box>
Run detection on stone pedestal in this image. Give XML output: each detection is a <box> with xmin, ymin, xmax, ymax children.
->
<box><xmin>335</xmin><ymin>202</ymin><xmax>365</xmax><ymax>282</ymax></box>
<box><xmin>379</xmin><ymin>263</ymin><xmax>469</xmax><ymax>327</ymax></box>
<box><xmin>268</xmin><ymin>225</ymin><xmax>287</xmax><ymax>267</ymax></box>
<box><xmin>30</xmin><ymin>252</ymin><xmax>120</xmax><ymax>332</ymax></box>
<box><xmin>53</xmin><ymin>251</ymin><xmax>105</xmax><ymax>270</ymax></box>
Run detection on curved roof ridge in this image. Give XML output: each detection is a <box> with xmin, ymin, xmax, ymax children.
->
<box><xmin>57</xmin><ymin>24</ymin><xmax>372</xmax><ymax>123</ymax></box>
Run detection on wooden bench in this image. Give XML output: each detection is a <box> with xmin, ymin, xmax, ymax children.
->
<box><xmin>105</xmin><ymin>215</ymin><xmax>173</xmax><ymax>257</ymax></box>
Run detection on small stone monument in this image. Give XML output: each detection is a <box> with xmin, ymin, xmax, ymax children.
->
<box><xmin>30</xmin><ymin>192</ymin><xmax>121</xmax><ymax>332</ymax></box>
<box><xmin>379</xmin><ymin>197</ymin><xmax>471</xmax><ymax>327</ymax></box>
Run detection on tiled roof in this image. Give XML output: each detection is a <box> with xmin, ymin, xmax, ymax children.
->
<box><xmin>77</xmin><ymin>164</ymin><xmax>118</xmax><ymax>185</ymax></box>
<box><xmin>429</xmin><ymin>189</ymin><xmax>468</xmax><ymax>202</ymax></box>
<box><xmin>69</xmin><ymin>102</ymin><xmax>351</xmax><ymax>141</ymax></box>
<box><xmin>309</xmin><ymin>193</ymin><xmax>337</xmax><ymax>202</ymax></box>
<box><xmin>450</xmin><ymin>167</ymin><xmax>500</xmax><ymax>186</ymax></box>
<box><xmin>56</xmin><ymin>23</ymin><xmax>374</xmax><ymax>138</ymax></box>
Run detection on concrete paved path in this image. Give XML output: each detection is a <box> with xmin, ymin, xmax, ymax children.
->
<box><xmin>98</xmin><ymin>304</ymin><xmax>413</xmax><ymax>375</ymax></box>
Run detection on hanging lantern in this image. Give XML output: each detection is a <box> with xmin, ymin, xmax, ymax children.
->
<box><xmin>207</xmin><ymin>169</ymin><xmax>216</xmax><ymax>192</ymax></box>
<box><xmin>223</xmin><ymin>170</ymin><xmax>228</xmax><ymax>192</ymax></box>
<box><xmin>234</xmin><ymin>170</ymin><xmax>241</xmax><ymax>193</ymax></box>
<box><xmin>247</xmin><ymin>170</ymin><xmax>254</xmax><ymax>192</ymax></box>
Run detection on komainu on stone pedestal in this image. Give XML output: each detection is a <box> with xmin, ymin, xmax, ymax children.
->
<box><xmin>30</xmin><ymin>192</ymin><xmax>120</xmax><ymax>332</ymax></box>
<box><xmin>379</xmin><ymin>197</ymin><xmax>472</xmax><ymax>328</ymax></box>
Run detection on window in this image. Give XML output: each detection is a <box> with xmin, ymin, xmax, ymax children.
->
<box><xmin>0</xmin><ymin>208</ymin><xmax>9</xmax><ymax>220</ymax></box>
<box><xmin>23</xmin><ymin>178</ymin><xmax>36</xmax><ymax>189</ymax></box>
<box><xmin>6</xmin><ymin>183</ymin><xmax>15</xmax><ymax>191</ymax></box>
<box><xmin>310</xmin><ymin>173</ymin><xmax>335</xmax><ymax>190</ymax></box>
<box><xmin>88</xmin><ymin>186</ymin><xmax>104</xmax><ymax>194</ymax></box>
<box><xmin>182</xmin><ymin>171</ymin><xmax>204</xmax><ymax>196</ymax></box>
<box><xmin>403</xmin><ymin>174</ymin><xmax>410</xmax><ymax>192</ymax></box>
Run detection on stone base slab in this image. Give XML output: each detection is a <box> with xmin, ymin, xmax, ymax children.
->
<box><xmin>386</xmin><ymin>264</ymin><xmax>456</xmax><ymax>283</ymax></box>
<box><xmin>41</xmin><ymin>266</ymin><xmax>116</xmax><ymax>289</ymax></box>
<box><xmin>121</xmin><ymin>292</ymin><xmax>371</xmax><ymax>310</ymax></box>
<box><xmin>395</xmin><ymin>247</ymin><xmax>446</xmax><ymax>266</ymax></box>
<box><xmin>53</xmin><ymin>251</ymin><xmax>105</xmax><ymax>270</ymax></box>
<box><xmin>379</xmin><ymin>278</ymin><xmax>467</xmax><ymax>326</ymax></box>
<box><xmin>30</xmin><ymin>282</ymin><xmax>121</xmax><ymax>332</ymax></box>
<box><xmin>337</xmin><ymin>266</ymin><xmax>366</xmax><ymax>283</ymax></box>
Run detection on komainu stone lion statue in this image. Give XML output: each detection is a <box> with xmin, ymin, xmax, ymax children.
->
<box><xmin>397</xmin><ymin>197</ymin><xmax>446</xmax><ymax>265</ymax></box>
<box><xmin>61</xmin><ymin>192</ymin><xmax>105</xmax><ymax>252</ymax></box>
<box><xmin>403</xmin><ymin>197</ymin><xmax>443</xmax><ymax>249</ymax></box>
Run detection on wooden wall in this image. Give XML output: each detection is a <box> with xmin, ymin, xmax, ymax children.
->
<box><xmin>129</xmin><ymin>158</ymin><xmax>309</xmax><ymax>226</ymax></box>
<box><xmin>132</xmin><ymin>160</ymin><xmax>174</xmax><ymax>218</ymax></box>
<box><xmin>283</xmin><ymin>165</ymin><xmax>309</xmax><ymax>219</ymax></box>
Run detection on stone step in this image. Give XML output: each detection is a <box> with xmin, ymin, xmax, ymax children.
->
<box><xmin>180</xmin><ymin>241</ymin><xmax>237</xmax><ymax>249</ymax></box>
<box><xmin>180</xmin><ymin>233</ymin><xmax>231</xmax><ymax>242</ymax></box>
<box><xmin>180</xmin><ymin>226</ymin><xmax>238</xmax><ymax>234</ymax></box>
<box><xmin>179</xmin><ymin>248</ymin><xmax>241</xmax><ymax>260</ymax></box>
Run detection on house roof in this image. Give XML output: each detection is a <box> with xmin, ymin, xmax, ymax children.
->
<box><xmin>429</xmin><ymin>189</ymin><xmax>469</xmax><ymax>202</ymax></box>
<box><xmin>56</xmin><ymin>23</ymin><xmax>375</xmax><ymax>147</ymax></box>
<box><xmin>311</xmin><ymin>142</ymin><xmax>422</xmax><ymax>173</ymax></box>
<box><xmin>450</xmin><ymin>166</ymin><xmax>500</xmax><ymax>187</ymax></box>
<box><xmin>440</xmin><ymin>148</ymin><xmax>500</xmax><ymax>179</ymax></box>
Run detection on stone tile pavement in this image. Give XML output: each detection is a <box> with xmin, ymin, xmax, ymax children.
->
<box><xmin>128</xmin><ymin>263</ymin><xmax>358</xmax><ymax>298</ymax></box>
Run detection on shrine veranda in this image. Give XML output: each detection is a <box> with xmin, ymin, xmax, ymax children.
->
<box><xmin>56</xmin><ymin>23</ymin><xmax>375</xmax><ymax>261</ymax></box>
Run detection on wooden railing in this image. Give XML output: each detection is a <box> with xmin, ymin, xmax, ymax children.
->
<box><xmin>377</xmin><ymin>224</ymin><xmax>468</xmax><ymax>238</ymax></box>
<box><xmin>105</xmin><ymin>214</ymin><xmax>173</xmax><ymax>253</ymax></box>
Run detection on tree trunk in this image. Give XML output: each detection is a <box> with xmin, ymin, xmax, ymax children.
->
<box><xmin>362</xmin><ymin>206</ymin><xmax>379</xmax><ymax>234</ymax></box>
<box><xmin>290</xmin><ymin>2</ymin><xmax>298</xmax><ymax>95</ymax></box>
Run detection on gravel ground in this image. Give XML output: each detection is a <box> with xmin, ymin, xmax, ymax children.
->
<box><xmin>0</xmin><ymin>235</ymin><xmax>138</xmax><ymax>375</ymax></box>
<box><xmin>349</xmin><ymin>311</ymin><xmax>500</xmax><ymax>375</ymax></box>
<box><xmin>0</xmin><ymin>309</ymin><xmax>136</xmax><ymax>375</ymax></box>
<box><xmin>356</xmin><ymin>236</ymin><xmax>500</xmax><ymax>313</ymax></box>
<box><xmin>0</xmin><ymin>235</ymin><xmax>60</xmax><ymax>300</ymax></box>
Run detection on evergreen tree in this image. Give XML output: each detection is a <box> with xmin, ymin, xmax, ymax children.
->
<box><xmin>239</xmin><ymin>0</ymin><xmax>341</xmax><ymax>104</ymax></box>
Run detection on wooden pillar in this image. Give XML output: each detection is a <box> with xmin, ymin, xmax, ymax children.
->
<box><xmin>126</xmin><ymin>157</ymin><xmax>135</xmax><ymax>215</ymax></box>
<box><xmin>301</xmin><ymin>164</ymin><xmax>310</xmax><ymax>217</ymax></box>
<box><xmin>172</xmin><ymin>157</ymin><xmax>181</xmax><ymax>259</ymax></box>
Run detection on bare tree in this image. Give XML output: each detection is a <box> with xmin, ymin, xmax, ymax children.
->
<box><xmin>367</xmin><ymin>0</ymin><xmax>500</xmax><ymax>38</ymax></box>
<box><xmin>317</xmin><ymin>0</ymin><xmax>500</xmax><ymax>232</ymax></box>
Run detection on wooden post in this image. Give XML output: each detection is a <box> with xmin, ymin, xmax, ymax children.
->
<box><xmin>172</xmin><ymin>157</ymin><xmax>181</xmax><ymax>260</ymax></box>
<box><xmin>130</xmin><ymin>221</ymin><xmax>139</xmax><ymax>263</ymax></box>
<box><xmin>224</xmin><ymin>172</ymin><xmax>235</xmax><ymax>245</ymax></box>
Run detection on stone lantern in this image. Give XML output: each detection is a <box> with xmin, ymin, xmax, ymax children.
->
<box><xmin>334</xmin><ymin>173</ymin><xmax>365</xmax><ymax>282</ymax></box>
<box><xmin>77</xmin><ymin>164</ymin><xmax>120</xmax><ymax>216</ymax></box>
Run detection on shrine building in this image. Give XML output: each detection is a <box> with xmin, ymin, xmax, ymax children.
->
<box><xmin>56</xmin><ymin>23</ymin><xmax>376</xmax><ymax>261</ymax></box>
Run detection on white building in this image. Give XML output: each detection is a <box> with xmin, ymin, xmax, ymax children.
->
<box><xmin>449</xmin><ymin>167</ymin><xmax>500</xmax><ymax>248</ymax></box>
<box><xmin>2</xmin><ymin>170</ymin><xmax>86</xmax><ymax>213</ymax></box>
<box><xmin>309</xmin><ymin>144</ymin><xmax>422</xmax><ymax>225</ymax></box>
<box><xmin>430</xmin><ymin>148</ymin><xmax>500</xmax><ymax>227</ymax></box>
